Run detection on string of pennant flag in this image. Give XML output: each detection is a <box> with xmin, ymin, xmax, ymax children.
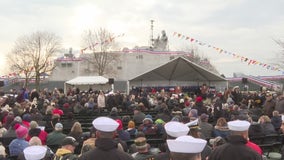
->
<box><xmin>1</xmin><ymin>60</ymin><xmax>53</xmax><ymax>79</ymax></box>
<box><xmin>172</xmin><ymin>32</ymin><xmax>284</xmax><ymax>74</ymax></box>
<box><xmin>80</xmin><ymin>33</ymin><xmax>125</xmax><ymax>54</ymax></box>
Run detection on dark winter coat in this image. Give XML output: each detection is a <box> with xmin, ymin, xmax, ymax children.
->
<box><xmin>79</xmin><ymin>138</ymin><xmax>134</xmax><ymax>160</ymax></box>
<box><xmin>208</xmin><ymin>135</ymin><xmax>262</xmax><ymax>160</ymax></box>
<box><xmin>260</xmin><ymin>122</ymin><xmax>277</xmax><ymax>135</ymax></box>
<box><xmin>275</xmin><ymin>97</ymin><xmax>284</xmax><ymax>114</ymax></box>
<box><xmin>263</xmin><ymin>99</ymin><xmax>276</xmax><ymax>117</ymax></box>
<box><xmin>271</xmin><ymin>116</ymin><xmax>282</xmax><ymax>131</ymax></box>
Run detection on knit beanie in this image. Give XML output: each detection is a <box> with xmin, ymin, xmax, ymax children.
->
<box><xmin>15</xmin><ymin>124</ymin><xmax>28</xmax><ymax>138</ymax></box>
<box><xmin>115</xmin><ymin>119</ymin><xmax>123</xmax><ymax>131</ymax></box>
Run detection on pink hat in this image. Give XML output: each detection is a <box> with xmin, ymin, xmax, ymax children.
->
<box><xmin>16</xmin><ymin>125</ymin><xmax>28</xmax><ymax>138</ymax></box>
<box><xmin>115</xmin><ymin>119</ymin><xmax>123</xmax><ymax>131</ymax></box>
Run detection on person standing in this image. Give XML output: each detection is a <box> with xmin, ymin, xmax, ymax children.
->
<box><xmin>208</xmin><ymin>120</ymin><xmax>262</xmax><ymax>160</ymax></box>
<box><xmin>167</xmin><ymin>135</ymin><xmax>207</xmax><ymax>160</ymax></box>
<box><xmin>97</xmin><ymin>91</ymin><xmax>106</xmax><ymax>112</ymax></box>
<box><xmin>263</xmin><ymin>92</ymin><xmax>276</xmax><ymax>118</ymax></box>
<box><xmin>79</xmin><ymin>117</ymin><xmax>134</xmax><ymax>160</ymax></box>
<box><xmin>199</xmin><ymin>114</ymin><xmax>213</xmax><ymax>140</ymax></box>
<box><xmin>155</xmin><ymin>121</ymin><xmax>190</xmax><ymax>160</ymax></box>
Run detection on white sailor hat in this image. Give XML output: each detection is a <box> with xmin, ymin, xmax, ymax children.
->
<box><xmin>167</xmin><ymin>135</ymin><xmax>207</xmax><ymax>153</ymax></box>
<box><xmin>228</xmin><ymin>120</ymin><xmax>250</xmax><ymax>131</ymax></box>
<box><xmin>165</xmin><ymin>121</ymin><xmax>189</xmax><ymax>138</ymax></box>
<box><xmin>92</xmin><ymin>116</ymin><xmax>119</xmax><ymax>132</ymax></box>
<box><xmin>185</xmin><ymin>119</ymin><xmax>198</xmax><ymax>127</ymax></box>
<box><xmin>24</xmin><ymin>146</ymin><xmax>47</xmax><ymax>160</ymax></box>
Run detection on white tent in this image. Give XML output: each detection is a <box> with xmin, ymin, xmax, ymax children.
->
<box><xmin>64</xmin><ymin>76</ymin><xmax>110</xmax><ymax>93</ymax></box>
<box><xmin>129</xmin><ymin>57</ymin><xmax>227</xmax><ymax>91</ymax></box>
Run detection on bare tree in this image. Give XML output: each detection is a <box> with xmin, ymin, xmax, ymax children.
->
<box><xmin>181</xmin><ymin>46</ymin><xmax>219</xmax><ymax>74</ymax></box>
<box><xmin>7</xmin><ymin>31</ymin><xmax>61</xmax><ymax>90</ymax></box>
<box><xmin>81</xmin><ymin>28</ymin><xmax>120</xmax><ymax>76</ymax></box>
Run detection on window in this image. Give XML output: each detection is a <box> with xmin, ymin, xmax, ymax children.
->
<box><xmin>67</xmin><ymin>63</ymin><xmax>72</xmax><ymax>67</ymax></box>
<box><xmin>136</xmin><ymin>55</ymin><xmax>143</xmax><ymax>59</ymax></box>
<box><xmin>61</xmin><ymin>63</ymin><xmax>72</xmax><ymax>67</ymax></box>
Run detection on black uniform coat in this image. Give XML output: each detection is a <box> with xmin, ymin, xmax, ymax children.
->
<box><xmin>79</xmin><ymin>138</ymin><xmax>134</xmax><ymax>160</ymax></box>
<box><xmin>208</xmin><ymin>135</ymin><xmax>262</xmax><ymax>160</ymax></box>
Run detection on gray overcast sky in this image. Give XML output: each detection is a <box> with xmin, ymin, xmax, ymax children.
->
<box><xmin>0</xmin><ymin>0</ymin><xmax>284</xmax><ymax>77</ymax></box>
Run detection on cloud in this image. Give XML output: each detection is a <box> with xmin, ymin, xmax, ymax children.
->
<box><xmin>0</xmin><ymin>0</ymin><xmax>284</xmax><ymax>76</ymax></box>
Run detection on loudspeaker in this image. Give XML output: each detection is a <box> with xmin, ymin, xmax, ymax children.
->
<box><xmin>242</xmin><ymin>78</ymin><xmax>248</xmax><ymax>84</ymax></box>
<box><xmin>0</xmin><ymin>81</ymin><xmax>4</xmax><ymax>87</ymax></box>
<box><xmin>108</xmin><ymin>78</ymin><xmax>114</xmax><ymax>84</ymax></box>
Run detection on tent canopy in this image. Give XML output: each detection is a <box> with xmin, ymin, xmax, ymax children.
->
<box><xmin>129</xmin><ymin>57</ymin><xmax>226</xmax><ymax>82</ymax></box>
<box><xmin>65</xmin><ymin>76</ymin><xmax>109</xmax><ymax>85</ymax></box>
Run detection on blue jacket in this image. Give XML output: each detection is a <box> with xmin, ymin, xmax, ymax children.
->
<box><xmin>9</xmin><ymin>138</ymin><xmax>29</xmax><ymax>156</ymax></box>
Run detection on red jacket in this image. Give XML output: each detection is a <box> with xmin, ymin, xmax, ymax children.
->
<box><xmin>26</xmin><ymin>128</ymin><xmax>48</xmax><ymax>145</ymax></box>
<box><xmin>246</xmin><ymin>140</ymin><xmax>263</xmax><ymax>155</ymax></box>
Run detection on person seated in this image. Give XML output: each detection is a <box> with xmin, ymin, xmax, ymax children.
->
<box><xmin>81</xmin><ymin>127</ymin><xmax>96</xmax><ymax>155</ymax></box>
<box><xmin>8</xmin><ymin>124</ymin><xmax>29</xmax><ymax>157</ymax></box>
<box><xmin>46</xmin><ymin>123</ymin><xmax>67</xmax><ymax>148</ymax></box>
<box><xmin>271</xmin><ymin>111</ymin><xmax>282</xmax><ymax>132</ymax></box>
<box><xmin>213</xmin><ymin>117</ymin><xmax>230</xmax><ymax>138</ymax></box>
<box><xmin>258</xmin><ymin>115</ymin><xmax>277</xmax><ymax>135</ymax></box>
<box><xmin>138</xmin><ymin>116</ymin><xmax>158</xmax><ymax>135</ymax></box>
<box><xmin>18</xmin><ymin>136</ymin><xmax>54</xmax><ymax>160</ymax></box>
<box><xmin>54</xmin><ymin>136</ymin><xmax>78</xmax><ymax>160</ymax></box>
<box><xmin>209</xmin><ymin>136</ymin><xmax>226</xmax><ymax>150</ymax></box>
<box><xmin>115</xmin><ymin>119</ymin><xmax>130</xmax><ymax>141</ymax></box>
<box><xmin>133</xmin><ymin>107</ymin><xmax>146</xmax><ymax>124</ymax></box>
<box><xmin>132</xmin><ymin>137</ymin><xmax>156</xmax><ymax>160</ymax></box>
<box><xmin>26</xmin><ymin>121</ymin><xmax>48</xmax><ymax>145</ymax></box>
<box><xmin>125</xmin><ymin>120</ymin><xmax>137</xmax><ymax>136</ymax></box>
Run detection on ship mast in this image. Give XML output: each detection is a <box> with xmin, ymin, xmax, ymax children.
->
<box><xmin>150</xmin><ymin>20</ymin><xmax>154</xmax><ymax>48</ymax></box>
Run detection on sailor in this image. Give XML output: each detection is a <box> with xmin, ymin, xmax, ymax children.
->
<box><xmin>155</xmin><ymin>121</ymin><xmax>190</xmax><ymax>160</ymax></box>
<box><xmin>208</xmin><ymin>120</ymin><xmax>262</xmax><ymax>160</ymax></box>
<box><xmin>167</xmin><ymin>135</ymin><xmax>207</xmax><ymax>160</ymax></box>
<box><xmin>79</xmin><ymin>117</ymin><xmax>134</xmax><ymax>160</ymax></box>
<box><xmin>23</xmin><ymin>146</ymin><xmax>47</xmax><ymax>160</ymax></box>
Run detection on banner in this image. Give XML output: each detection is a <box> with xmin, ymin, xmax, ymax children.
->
<box><xmin>172</xmin><ymin>32</ymin><xmax>284</xmax><ymax>74</ymax></box>
<box><xmin>81</xmin><ymin>33</ymin><xmax>125</xmax><ymax>54</ymax></box>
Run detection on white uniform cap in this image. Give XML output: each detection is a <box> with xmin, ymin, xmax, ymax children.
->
<box><xmin>167</xmin><ymin>135</ymin><xmax>207</xmax><ymax>153</ymax></box>
<box><xmin>281</xmin><ymin>115</ymin><xmax>284</xmax><ymax>122</ymax></box>
<box><xmin>165</xmin><ymin>121</ymin><xmax>189</xmax><ymax>137</ymax></box>
<box><xmin>228</xmin><ymin>120</ymin><xmax>250</xmax><ymax>131</ymax></box>
<box><xmin>92</xmin><ymin>116</ymin><xmax>119</xmax><ymax>132</ymax></box>
<box><xmin>185</xmin><ymin>119</ymin><xmax>198</xmax><ymax>127</ymax></box>
<box><xmin>24</xmin><ymin>146</ymin><xmax>47</xmax><ymax>160</ymax></box>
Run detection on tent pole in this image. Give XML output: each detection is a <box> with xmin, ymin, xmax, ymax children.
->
<box><xmin>127</xmin><ymin>81</ymin><xmax>129</xmax><ymax>95</ymax></box>
<box><xmin>64</xmin><ymin>83</ymin><xmax>66</xmax><ymax>94</ymax></box>
<box><xmin>226</xmin><ymin>81</ymin><xmax>229</xmax><ymax>91</ymax></box>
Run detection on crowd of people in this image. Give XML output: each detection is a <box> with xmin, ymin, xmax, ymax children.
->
<box><xmin>0</xmin><ymin>85</ymin><xmax>283</xmax><ymax>160</ymax></box>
